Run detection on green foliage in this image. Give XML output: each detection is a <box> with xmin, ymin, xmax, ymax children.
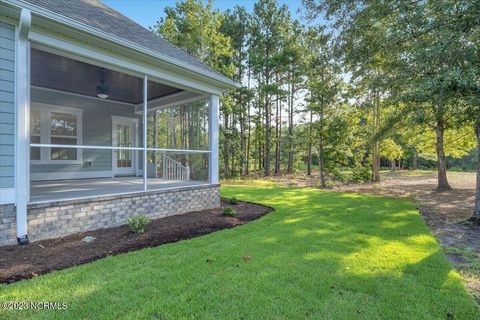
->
<box><xmin>229</xmin><ymin>197</ymin><xmax>240</xmax><ymax>205</ymax></box>
<box><xmin>331</xmin><ymin>168</ymin><xmax>350</xmax><ymax>183</ymax></box>
<box><xmin>380</xmin><ymin>138</ymin><xmax>404</xmax><ymax>161</ymax></box>
<box><xmin>126</xmin><ymin>215</ymin><xmax>151</xmax><ymax>234</ymax></box>
<box><xmin>416</xmin><ymin>126</ymin><xmax>476</xmax><ymax>160</ymax></box>
<box><xmin>152</xmin><ymin>0</ymin><xmax>477</xmax><ymax>188</ymax></box>
<box><xmin>351</xmin><ymin>165</ymin><xmax>372</xmax><ymax>182</ymax></box>
<box><xmin>153</xmin><ymin>0</ymin><xmax>234</xmax><ymax>77</ymax></box>
<box><xmin>222</xmin><ymin>206</ymin><xmax>236</xmax><ymax>216</ymax></box>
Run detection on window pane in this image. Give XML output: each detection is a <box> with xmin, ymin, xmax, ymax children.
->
<box><xmin>51</xmin><ymin>112</ymin><xmax>77</xmax><ymax>136</ymax></box>
<box><xmin>30</xmin><ymin>135</ymin><xmax>40</xmax><ymax>160</ymax></box>
<box><xmin>51</xmin><ymin>137</ymin><xmax>77</xmax><ymax>160</ymax></box>
<box><xmin>30</xmin><ymin>110</ymin><xmax>41</xmax><ymax>135</ymax></box>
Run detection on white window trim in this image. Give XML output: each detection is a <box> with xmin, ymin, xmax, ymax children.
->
<box><xmin>30</xmin><ymin>102</ymin><xmax>83</xmax><ymax>164</ymax></box>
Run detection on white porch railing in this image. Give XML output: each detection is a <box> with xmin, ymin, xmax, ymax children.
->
<box><xmin>162</xmin><ymin>154</ymin><xmax>190</xmax><ymax>180</ymax></box>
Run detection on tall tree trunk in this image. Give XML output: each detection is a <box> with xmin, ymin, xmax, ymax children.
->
<box><xmin>287</xmin><ymin>79</ymin><xmax>294</xmax><ymax>173</ymax></box>
<box><xmin>319</xmin><ymin>100</ymin><xmax>325</xmax><ymax>188</ymax></box>
<box><xmin>319</xmin><ymin>144</ymin><xmax>325</xmax><ymax>188</ymax></box>
<box><xmin>223</xmin><ymin>114</ymin><xmax>230</xmax><ymax>178</ymax></box>
<box><xmin>246</xmin><ymin>64</ymin><xmax>252</xmax><ymax>176</ymax></box>
<box><xmin>239</xmin><ymin>91</ymin><xmax>245</xmax><ymax>176</ymax></box>
<box><xmin>471</xmin><ymin>120</ymin><xmax>480</xmax><ymax>221</ymax></box>
<box><xmin>307</xmin><ymin>110</ymin><xmax>313</xmax><ymax>176</ymax></box>
<box><xmin>372</xmin><ymin>143</ymin><xmax>380</xmax><ymax>181</ymax></box>
<box><xmin>372</xmin><ymin>93</ymin><xmax>381</xmax><ymax>182</ymax></box>
<box><xmin>412</xmin><ymin>152</ymin><xmax>418</xmax><ymax>170</ymax></box>
<box><xmin>435</xmin><ymin>121</ymin><xmax>452</xmax><ymax>191</ymax></box>
<box><xmin>274</xmin><ymin>90</ymin><xmax>280</xmax><ymax>175</ymax></box>
<box><xmin>264</xmin><ymin>94</ymin><xmax>271</xmax><ymax>176</ymax></box>
<box><xmin>231</xmin><ymin>113</ymin><xmax>236</xmax><ymax>176</ymax></box>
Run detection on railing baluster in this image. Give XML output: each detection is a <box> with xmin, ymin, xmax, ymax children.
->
<box><xmin>161</xmin><ymin>154</ymin><xmax>190</xmax><ymax>181</ymax></box>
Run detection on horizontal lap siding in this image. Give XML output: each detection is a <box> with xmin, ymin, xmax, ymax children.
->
<box><xmin>0</xmin><ymin>22</ymin><xmax>15</xmax><ymax>189</ymax></box>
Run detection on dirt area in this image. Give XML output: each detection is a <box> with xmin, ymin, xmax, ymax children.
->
<box><xmin>226</xmin><ymin>170</ymin><xmax>480</xmax><ymax>300</ymax></box>
<box><xmin>0</xmin><ymin>199</ymin><xmax>273</xmax><ymax>284</ymax></box>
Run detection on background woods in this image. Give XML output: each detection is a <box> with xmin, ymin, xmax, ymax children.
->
<box><xmin>152</xmin><ymin>0</ymin><xmax>479</xmax><ymax>216</ymax></box>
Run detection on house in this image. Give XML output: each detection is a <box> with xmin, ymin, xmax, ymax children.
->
<box><xmin>0</xmin><ymin>0</ymin><xmax>237</xmax><ymax>246</ymax></box>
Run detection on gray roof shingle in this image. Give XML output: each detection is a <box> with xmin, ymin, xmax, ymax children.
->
<box><xmin>20</xmin><ymin>0</ymin><xmax>233</xmax><ymax>85</ymax></box>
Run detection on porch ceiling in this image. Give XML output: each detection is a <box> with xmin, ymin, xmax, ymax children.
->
<box><xmin>31</xmin><ymin>49</ymin><xmax>183</xmax><ymax>104</ymax></box>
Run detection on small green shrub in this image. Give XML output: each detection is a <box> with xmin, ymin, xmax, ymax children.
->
<box><xmin>449</xmin><ymin>166</ymin><xmax>466</xmax><ymax>172</ymax></box>
<box><xmin>352</xmin><ymin>165</ymin><xmax>371</xmax><ymax>182</ymax></box>
<box><xmin>332</xmin><ymin>168</ymin><xmax>350</xmax><ymax>183</ymax></box>
<box><xmin>126</xmin><ymin>215</ymin><xmax>150</xmax><ymax>234</ymax></box>
<box><xmin>230</xmin><ymin>197</ymin><xmax>240</xmax><ymax>205</ymax></box>
<box><xmin>223</xmin><ymin>206</ymin><xmax>236</xmax><ymax>217</ymax></box>
<box><xmin>324</xmin><ymin>180</ymin><xmax>335</xmax><ymax>189</ymax></box>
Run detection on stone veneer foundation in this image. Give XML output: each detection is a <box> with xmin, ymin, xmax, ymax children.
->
<box><xmin>0</xmin><ymin>184</ymin><xmax>220</xmax><ymax>246</ymax></box>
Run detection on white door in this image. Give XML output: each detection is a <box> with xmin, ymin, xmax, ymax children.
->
<box><xmin>112</xmin><ymin>117</ymin><xmax>137</xmax><ymax>176</ymax></box>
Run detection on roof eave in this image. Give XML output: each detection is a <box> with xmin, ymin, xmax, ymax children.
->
<box><xmin>4</xmin><ymin>0</ymin><xmax>241</xmax><ymax>90</ymax></box>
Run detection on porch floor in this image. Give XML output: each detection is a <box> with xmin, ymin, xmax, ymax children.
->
<box><xmin>30</xmin><ymin>177</ymin><xmax>207</xmax><ymax>203</ymax></box>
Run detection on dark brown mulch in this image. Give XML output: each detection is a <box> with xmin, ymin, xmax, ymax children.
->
<box><xmin>0</xmin><ymin>199</ymin><xmax>273</xmax><ymax>284</ymax></box>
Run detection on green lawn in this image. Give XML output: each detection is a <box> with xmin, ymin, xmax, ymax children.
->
<box><xmin>1</xmin><ymin>186</ymin><xmax>478</xmax><ymax>319</ymax></box>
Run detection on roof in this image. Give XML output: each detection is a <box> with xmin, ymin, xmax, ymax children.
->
<box><xmin>16</xmin><ymin>0</ymin><xmax>236</xmax><ymax>87</ymax></box>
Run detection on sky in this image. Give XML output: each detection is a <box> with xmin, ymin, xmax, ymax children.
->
<box><xmin>102</xmin><ymin>0</ymin><xmax>305</xmax><ymax>29</ymax></box>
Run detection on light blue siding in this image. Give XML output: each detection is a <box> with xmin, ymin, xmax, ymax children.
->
<box><xmin>0</xmin><ymin>101</ymin><xmax>14</xmax><ymax>114</ymax></box>
<box><xmin>0</xmin><ymin>155</ymin><xmax>13</xmax><ymax>166</ymax></box>
<box><xmin>0</xmin><ymin>48</ymin><xmax>14</xmax><ymax>62</ymax></box>
<box><xmin>0</xmin><ymin>22</ymin><xmax>15</xmax><ymax>189</ymax></box>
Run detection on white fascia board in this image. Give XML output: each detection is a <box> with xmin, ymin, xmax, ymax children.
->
<box><xmin>2</xmin><ymin>0</ymin><xmax>240</xmax><ymax>90</ymax></box>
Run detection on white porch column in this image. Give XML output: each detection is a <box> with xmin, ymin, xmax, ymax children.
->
<box><xmin>143</xmin><ymin>75</ymin><xmax>148</xmax><ymax>191</ymax></box>
<box><xmin>15</xmin><ymin>9</ymin><xmax>31</xmax><ymax>245</ymax></box>
<box><xmin>208</xmin><ymin>95</ymin><xmax>219</xmax><ymax>184</ymax></box>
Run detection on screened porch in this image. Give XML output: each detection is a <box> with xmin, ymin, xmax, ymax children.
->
<box><xmin>27</xmin><ymin>46</ymin><xmax>218</xmax><ymax>203</ymax></box>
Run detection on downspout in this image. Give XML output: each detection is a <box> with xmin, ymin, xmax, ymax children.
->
<box><xmin>15</xmin><ymin>8</ymin><xmax>31</xmax><ymax>245</ymax></box>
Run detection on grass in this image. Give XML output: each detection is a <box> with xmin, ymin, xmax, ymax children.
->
<box><xmin>443</xmin><ymin>244</ymin><xmax>480</xmax><ymax>301</ymax></box>
<box><xmin>1</xmin><ymin>186</ymin><xmax>479</xmax><ymax>319</ymax></box>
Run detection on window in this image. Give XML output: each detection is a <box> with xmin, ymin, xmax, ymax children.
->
<box><xmin>30</xmin><ymin>104</ymin><xmax>82</xmax><ymax>163</ymax></box>
<box><xmin>50</xmin><ymin>112</ymin><xmax>78</xmax><ymax>161</ymax></box>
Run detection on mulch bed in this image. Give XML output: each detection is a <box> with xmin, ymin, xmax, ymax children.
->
<box><xmin>0</xmin><ymin>199</ymin><xmax>273</xmax><ymax>284</ymax></box>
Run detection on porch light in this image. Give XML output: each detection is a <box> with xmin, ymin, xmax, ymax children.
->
<box><xmin>96</xmin><ymin>78</ymin><xmax>109</xmax><ymax>99</ymax></box>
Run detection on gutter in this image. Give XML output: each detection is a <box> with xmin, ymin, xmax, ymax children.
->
<box><xmin>3</xmin><ymin>0</ymin><xmax>241</xmax><ymax>89</ymax></box>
